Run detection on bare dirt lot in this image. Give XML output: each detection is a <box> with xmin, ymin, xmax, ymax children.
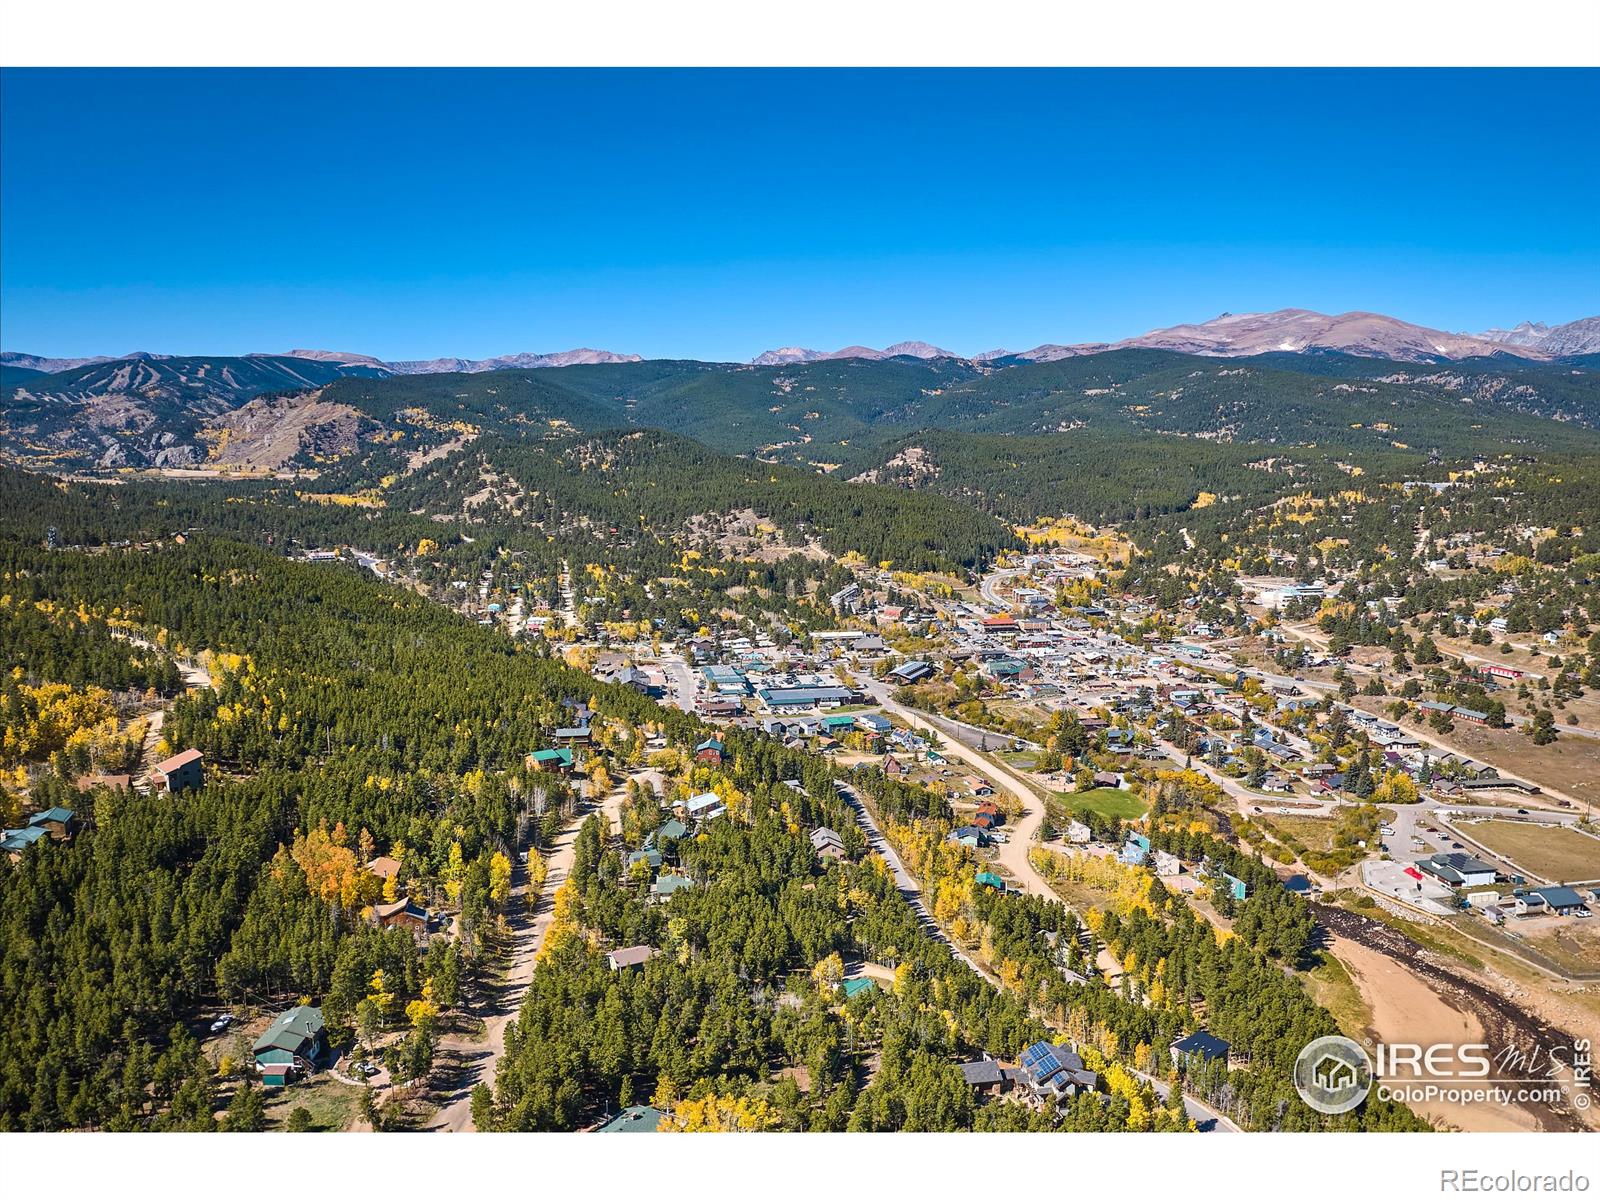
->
<box><xmin>1465</xmin><ymin>820</ymin><xmax>1600</xmax><ymax>884</ymax></box>
<box><xmin>1315</xmin><ymin>902</ymin><xmax>1592</xmax><ymax>1131</ymax></box>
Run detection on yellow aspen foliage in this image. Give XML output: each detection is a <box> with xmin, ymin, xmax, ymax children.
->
<box><xmin>665</xmin><ymin>1095</ymin><xmax>778</xmax><ymax>1132</ymax></box>
<box><xmin>526</xmin><ymin>847</ymin><xmax>548</xmax><ymax>902</ymax></box>
<box><xmin>406</xmin><ymin>980</ymin><xmax>440</xmax><ymax>1029</ymax></box>
<box><xmin>811</xmin><ymin>952</ymin><xmax>844</xmax><ymax>994</ymax></box>
<box><xmin>488</xmin><ymin>851</ymin><xmax>512</xmax><ymax>909</ymax></box>
<box><xmin>443</xmin><ymin>841</ymin><xmax>466</xmax><ymax>904</ymax></box>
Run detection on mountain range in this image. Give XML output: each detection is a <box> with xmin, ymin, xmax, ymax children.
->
<box><xmin>752</xmin><ymin>310</ymin><xmax>1600</xmax><ymax>366</ymax></box>
<box><xmin>9</xmin><ymin>309</ymin><xmax>1599</xmax><ymax>380</ymax></box>
<box><xmin>0</xmin><ymin>346</ymin><xmax>643</xmax><ymax>380</ymax></box>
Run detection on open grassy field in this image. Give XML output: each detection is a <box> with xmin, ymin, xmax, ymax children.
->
<box><xmin>1519</xmin><ymin>920</ymin><xmax>1600</xmax><ymax>978</ymax></box>
<box><xmin>1261</xmin><ymin>813</ymin><xmax>1339</xmax><ymax>854</ymax></box>
<box><xmin>1466</xmin><ymin>819</ymin><xmax>1600</xmax><ymax>883</ymax></box>
<box><xmin>263</xmin><ymin>1075</ymin><xmax>364</xmax><ymax>1131</ymax></box>
<box><xmin>1055</xmin><ymin>785</ymin><xmax>1148</xmax><ymax>821</ymax></box>
<box><xmin>1305</xmin><ymin>950</ymin><xmax>1375</xmax><ymax>1042</ymax></box>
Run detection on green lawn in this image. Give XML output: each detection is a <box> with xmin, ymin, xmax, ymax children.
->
<box><xmin>1057</xmin><ymin>786</ymin><xmax>1148</xmax><ymax>821</ymax></box>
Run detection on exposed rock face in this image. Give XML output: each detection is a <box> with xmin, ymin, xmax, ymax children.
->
<box><xmin>1478</xmin><ymin>317</ymin><xmax>1600</xmax><ymax>356</ymax></box>
<box><xmin>382</xmin><ymin>348</ymin><xmax>642</xmax><ymax>373</ymax></box>
<box><xmin>1102</xmin><ymin>309</ymin><xmax>1529</xmax><ymax>363</ymax></box>
<box><xmin>202</xmin><ymin>392</ymin><xmax>379</xmax><ymax>469</ymax></box>
<box><xmin>751</xmin><ymin>341</ymin><xmax>956</xmax><ymax>364</ymax></box>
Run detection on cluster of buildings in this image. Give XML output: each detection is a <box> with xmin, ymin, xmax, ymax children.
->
<box><xmin>1411</xmin><ymin>850</ymin><xmax>1593</xmax><ymax>924</ymax></box>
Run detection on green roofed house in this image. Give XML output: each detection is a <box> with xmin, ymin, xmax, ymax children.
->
<box><xmin>975</xmin><ymin>871</ymin><xmax>1005</xmax><ymax>892</ymax></box>
<box><xmin>646</xmin><ymin>817</ymin><xmax>688</xmax><ymax>849</ymax></box>
<box><xmin>2</xmin><ymin>826</ymin><xmax>49</xmax><ymax>859</ymax></box>
<box><xmin>651</xmin><ymin>873</ymin><xmax>695</xmax><ymax>901</ymax></box>
<box><xmin>598</xmin><ymin>1104</ymin><xmax>664</xmax><ymax>1132</ymax></box>
<box><xmin>27</xmin><ymin>806</ymin><xmax>76</xmax><ymax>840</ymax></box>
<box><xmin>841</xmin><ymin>977</ymin><xmax>877</xmax><ymax>999</ymax></box>
<box><xmin>252</xmin><ymin>1005</ymin><xmax>327</xmax><ymax>1086</ymax></box>
<box><xmin>528</xmin><ymin>747</ymin><xmax>574</xmax><ymax>772</ymax></box>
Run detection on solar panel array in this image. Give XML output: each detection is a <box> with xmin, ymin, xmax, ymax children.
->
<box><xmin>1020</xmin><ymin>1042</ymin><xmax>1063</xmax><ymax>1079</ymax></box>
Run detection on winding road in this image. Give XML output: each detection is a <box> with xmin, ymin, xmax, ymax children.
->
<box><xmin>856</xmin><ymin>675</ymin><xmax>1239</xmax><ymax>1131</ymax></box>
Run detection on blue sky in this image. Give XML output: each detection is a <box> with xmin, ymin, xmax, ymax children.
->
<box><xmin>2</xmin><ymin>68</ymin><xmax>1596</xmax><ymax>361</ymax></box>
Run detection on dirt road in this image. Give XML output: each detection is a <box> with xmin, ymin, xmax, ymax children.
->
<box><xmin>428</xmin><ymin>801</ymin><xmax>588</xmax><ymax>1132</ymax></box>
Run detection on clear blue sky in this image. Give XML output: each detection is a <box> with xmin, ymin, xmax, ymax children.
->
<box><xmin>2</xmin><ymin>68</ymin><xmax>1596</xmax><ymax>362</ymax></box>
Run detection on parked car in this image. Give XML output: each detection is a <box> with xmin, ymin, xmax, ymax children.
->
<box><xmin>209</xmin><ymin>1015</ymin><xmax>233</xmax><ymax>1034</ymax></box>
<box><xmin>1516</xmin><ymin>808</ymin><xmax>1529</xmax><ymax>815</ymax></box>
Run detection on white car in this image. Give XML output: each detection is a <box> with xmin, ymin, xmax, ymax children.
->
<box><xmin>209</xmin><ymin>1015</ymin><xmax>233</xmax><ymax>1034</ymax></box>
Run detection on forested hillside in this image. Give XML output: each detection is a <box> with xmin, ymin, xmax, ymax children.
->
<box><xmin>374</xmin><ymin>429</ymin><xmax>1016</xmax><ymax>573</ymax></box>
<box><xmin>9</xmin><ymin>347</ymin><xmax>1596</xmax><ymax>473</ymax></box>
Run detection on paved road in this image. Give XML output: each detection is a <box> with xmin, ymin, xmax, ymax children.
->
<box><xmin>979</xmin><ymin>565</ymin><xmax>1026</xmax><ymax>609</ymax></box>
<box><xmin>835</xmin><ymin>780</ymin><xmax>984</xmax><ymax>976</ymax></box>
<box><xmin>858</xmin><ymin>677</ymin><xmax>1238</xmax><ymax>1131</ymax></box>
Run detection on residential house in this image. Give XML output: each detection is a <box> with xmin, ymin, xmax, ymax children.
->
<box><xmin>1530</xmin><ymin>885</ymin><xmax>1587</xmax><ymax>916</ymax></box>
<box><xmin>1170</xmin><ymin>1030</ymin><xmax>1231</xmax><ymax>1070</ymax></box>
<box><xmin>26</xmin><ymin>806</ymin><xmax>75</xmax><ymax>841</ymax></box>
<box><xmin>252</xmin><ymin>1005</ymin><xmax>328</xmax><ymax>1086</ymax></box>
<box><xmin>684</xmin><ymin>791</ymin><xmax>726</xmax><ymax>821</ymax></box>
<box><xmin>527</xmin><ymin>747</ymin><xmax>574</xmax><ymax>772</ymax></box>
<box><xmin>606</xmin><ymin>945</ymin><xmax>658</xmax><ymax>972</ymax></box>
<box><xmin>597</xmin><ymin>1105</ymin><xmax>664</xmax><ymax>1133</ymax></box>
<box><xmin>1018</xmin><ymin>1041</ymin><xmax>1098</xmax><ymax>1104</ymax></box>
<box><xmin>651</xmin><ymin>873</ymin><xmax>694</xmax><ymax>902</ymax></box>
<box><xmin>647</xmin><ymin>817</ymin><xmax>688</xmax><ymax>847</ymax></box>
<box><xmin>853</xmin><ymin>712</ymin><xmax>892</xmax><ymax>735</ymax></box>
<box><xmin>150</xmin><ymin>748</ymin><xmax>204</xmax><ymax>795</ymax></box>
<box><xmin>553</xmin><ymin>725</ymin><xmax>592</xmax><ymax>747</ymax></box>
<box><xmin>975</xmin><ymin>871</ymin><xmax>1005</xmax><ymax>892</ymax></box>
<box><xmin>1065</xmin><ymin>820</ymin><xmax>1092</xmax><ymax>845</ymax></box>
<box><xmin>810</xmin><ymin>827</ymin><xmax>847</xmax><ymax>861</ymax></box>
<box><xmin>370</xmin><ymin>898</ymin><xmax>431</xmax><ymax>934</ymax></box>
<box><xmin>2</xmin><ymin>826</ymin><xmax>49</xmax><ymax>859</ymax></box>
<box><xmin>626</xmin><ymin>847</ymin><xmax>664</xmax><ymax>872</ymax></box>
<box><xmin>694</xmin><ymin>737</ymin><xmax>726</xmax><ymax>765</ymax></box>
<box><xmin>959</xmin><ymin>1056</ymin><xmax>1009</xmax><ymax>1097</ymax></box>
<box><xmin>949</xmin><ymin>825</ymin><xmax>990</xmax><ymax>849</ymax></box>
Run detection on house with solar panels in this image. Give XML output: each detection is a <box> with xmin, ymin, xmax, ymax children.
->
<box><xmin>1017</xmin><ymin>1041</ymin><xmax>1098</xmax><ymax>1105</ymax></box>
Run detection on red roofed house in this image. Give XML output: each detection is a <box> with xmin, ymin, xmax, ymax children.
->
<box><xmin>150</xmin><ymin>749</ymin><xmax>204</xmax><ymax>795</ymax></box>
<box><xmin>1478</xmin><ymin>664</ymin><xmax>1523</xmax><ymax>682</ymax></box>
